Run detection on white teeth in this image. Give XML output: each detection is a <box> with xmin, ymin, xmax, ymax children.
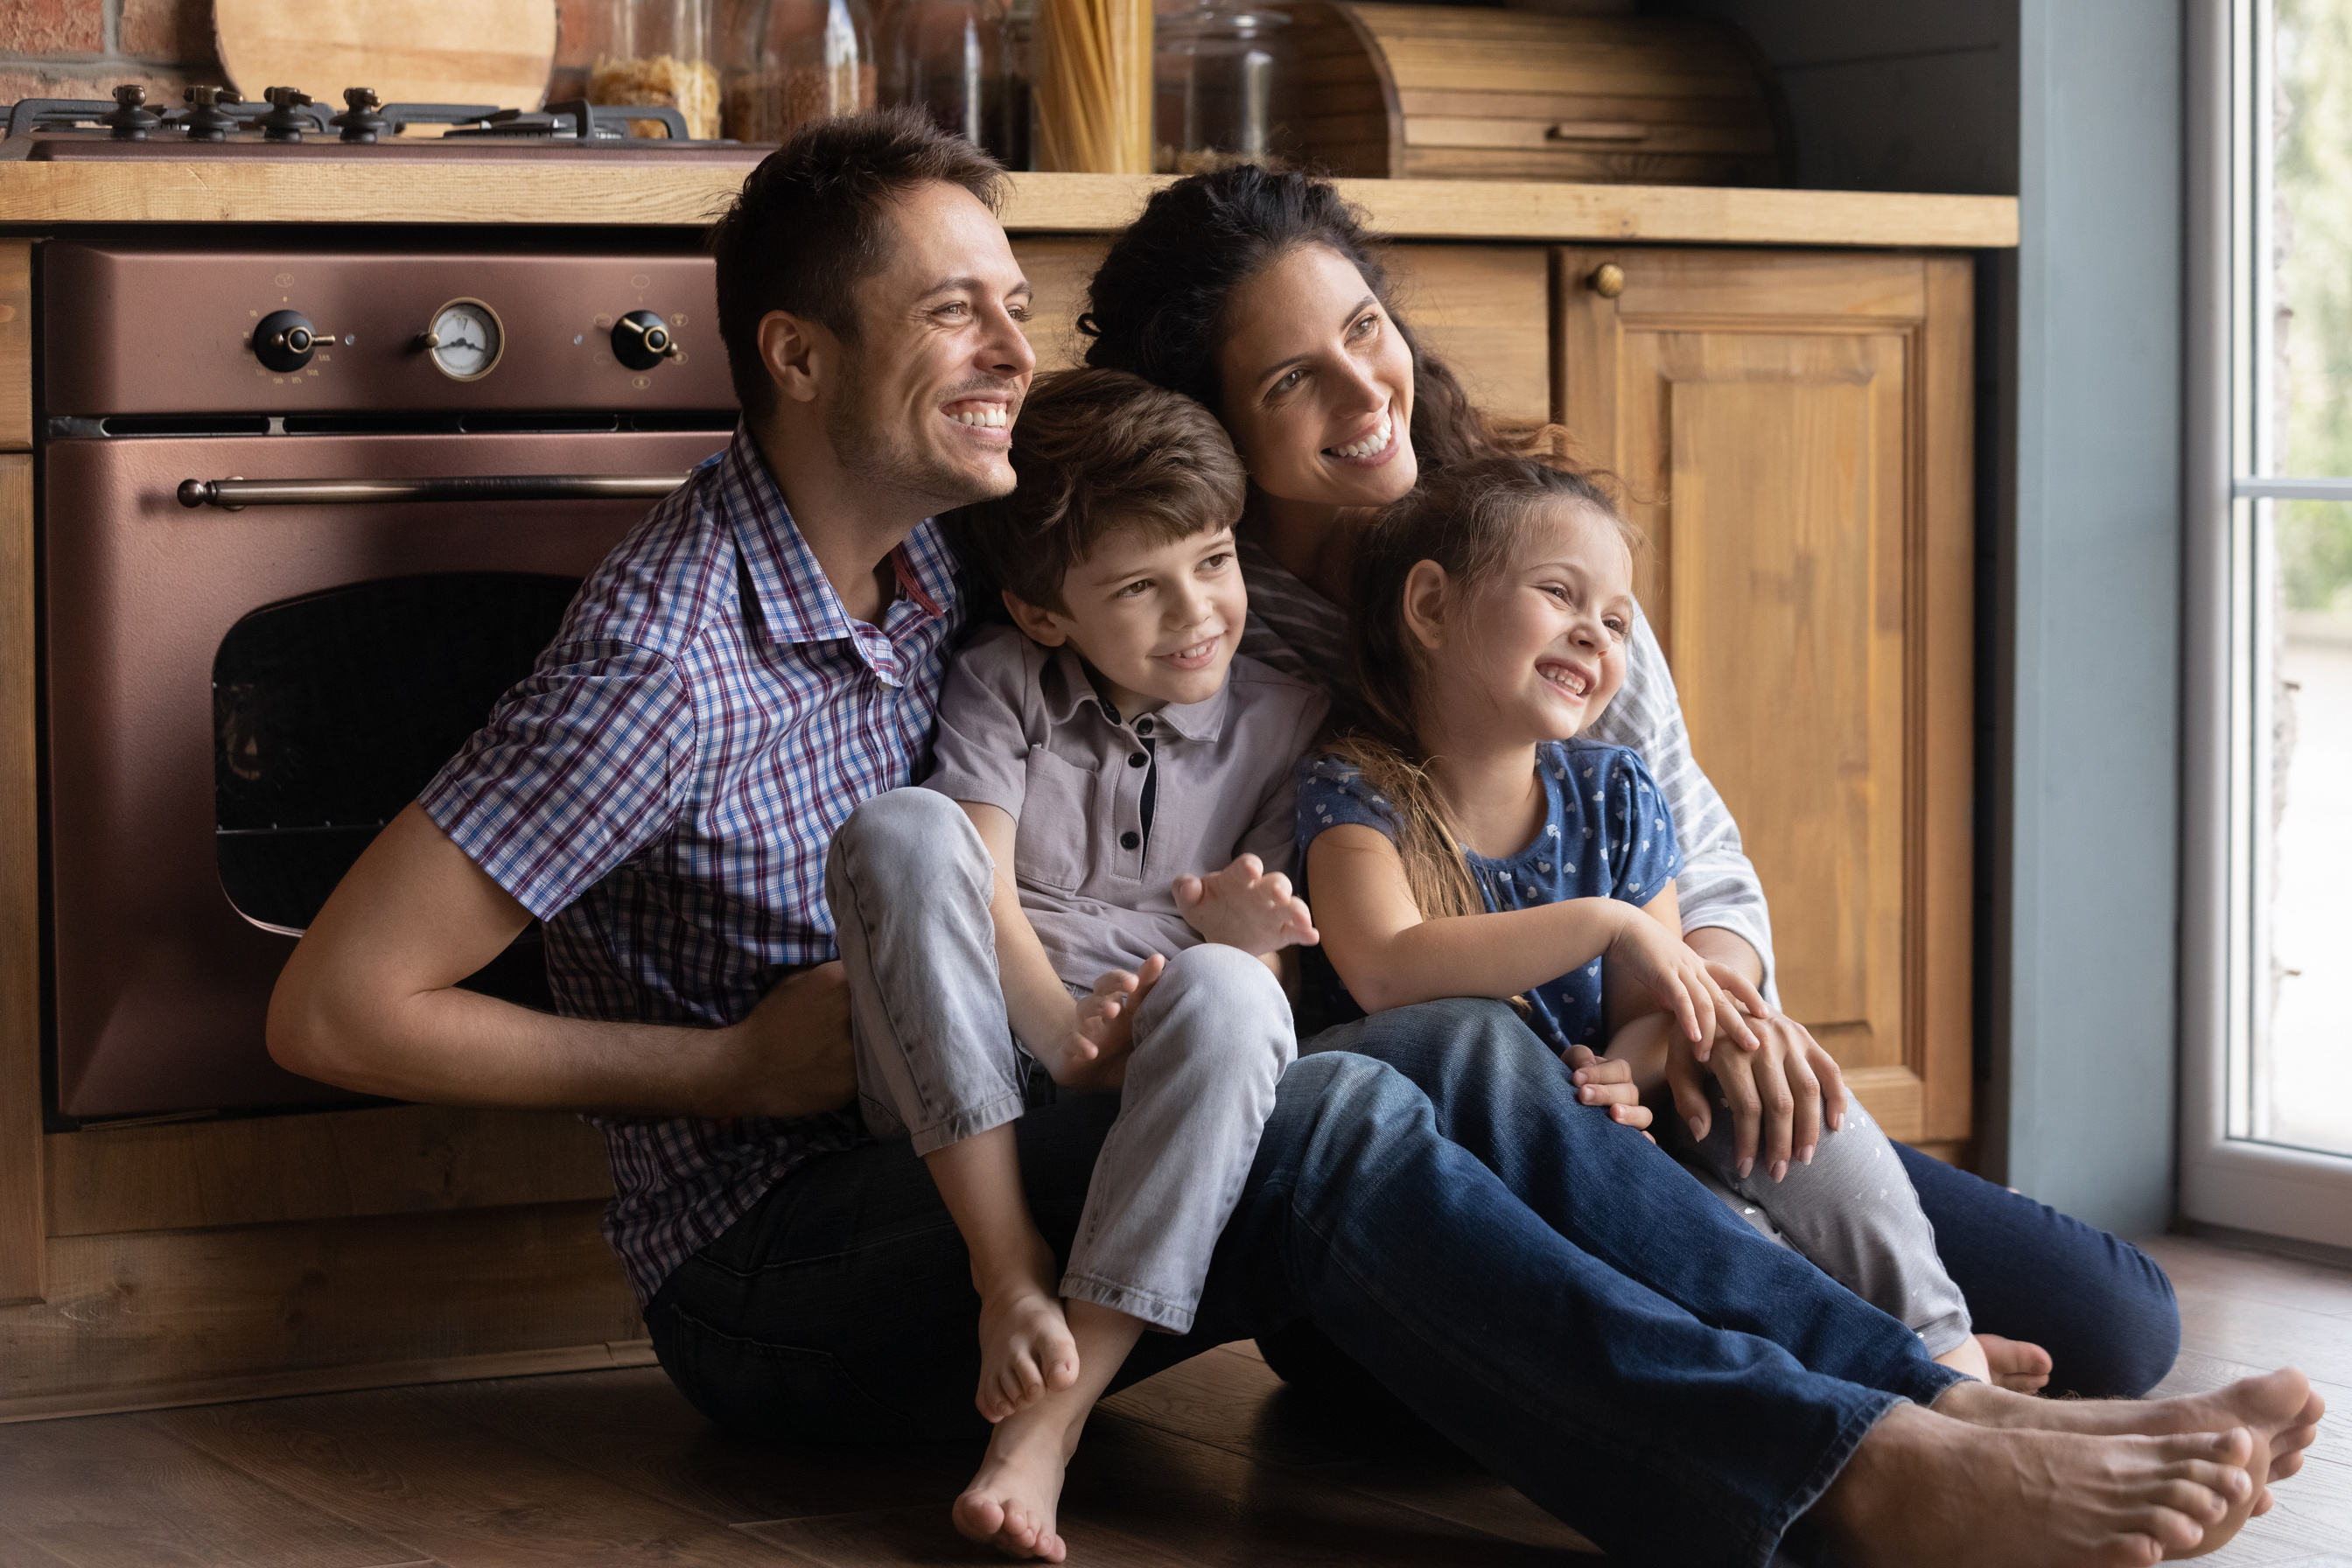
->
<box><xmin>951</xmin><ymin>406</ymin><xmax>1009</xmax><ymax>428</ymax></box>
<box><xmin>1326</xmin><ymin>414</ymin><xmax>1393</xmax><ymax>460</ymax></box>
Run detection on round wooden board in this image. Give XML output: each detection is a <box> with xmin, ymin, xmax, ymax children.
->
<box><xmin>215</xmin><ymin>0</ymin><xmax>560</xmax><ymax>113</ymax></box>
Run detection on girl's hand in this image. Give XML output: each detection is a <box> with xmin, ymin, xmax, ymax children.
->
<box><xmin>1175</xmin><ymin>854</ymin><xmax>1320</xmax><ymax>955</ymax></box>
<box><xmin>1564</xmin><ymin>1043</ymin><xmax>1653</xmax><ymax>1138</ymax></box>
<box><xmin>1698</xmin><ymin>961</ymin><xmax>1771</xmax><ymax>1054</ymax></box>
<box><xmin>1664</xmin><ymin>1010</ymin><xmax>1851</xmax><ymax>1182</ymax></box>
<box><xmin>1604</xmin><ymin>907</ymin><xmax>1747</xmax><ymax>1051</ymax></box>
<box><xmin>1054</xmin><ymin>956</ymin><xmax>1168</xmax><ymax>1091</ymax></box>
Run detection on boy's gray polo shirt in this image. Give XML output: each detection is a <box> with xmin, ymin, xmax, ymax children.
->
<box><xmin>922</xmin><ymin>622</ymin><xmax>1330</xmax><ymax>985</ymax></box>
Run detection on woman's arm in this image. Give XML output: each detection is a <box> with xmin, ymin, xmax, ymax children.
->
<box><xmin>1307</xmin><ymin>823</ymin><xmax>1719</xmax><ymax>1042</ymax></box>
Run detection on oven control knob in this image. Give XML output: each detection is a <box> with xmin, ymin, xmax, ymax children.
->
<box><xmin>253</xmin><ymin>310</ymin><xmax>319</xmax><ymax>372</ymax></box>
<box><xmin>612</xmin><ymin>310</ymin><xmax>682</xmax><ymax>370</ymax></box>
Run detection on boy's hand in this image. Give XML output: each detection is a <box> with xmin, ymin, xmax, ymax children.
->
<box><xmin>1663</xmin><ymin>1008</ymin><xmax>1850</xmax><ymax>1184</ymax></box>
<box><xmin>1174</xmin><ymin>854</ymin><xmax>1320</xmax><ymax>955</ymax></box>
<box><xmin>1564</xmin><ymin>1043</ymin><xmax>1653</xmax><ymax>1138</ymax></box>
<box><xmin>1051</xmin><ymin>955</ymin><xmax>1168</xmax><ymax>1092</ymax></box>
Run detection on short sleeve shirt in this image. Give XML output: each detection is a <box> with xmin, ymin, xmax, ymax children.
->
<box><xmin>922</xmin><ymin>623</ymin><xmax>1329</xmax><ymax>984</ymax></box>
<box><xmin>1292</xmin><ymin>740</ymin><xmax>1683</xmax><ymax>1054</ymax></box>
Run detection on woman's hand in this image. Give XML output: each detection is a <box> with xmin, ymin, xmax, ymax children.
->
<box><xmin>1175</xmin><ymin>854</ymin><xmax>1320</xmax><ymax>955</ymax></box>
<box><xmin>1564</xmin><ymin>1043</ymin><xmax>1653</xmax><ymax>1138</ymax></box>
<box><xmin>1664</xmin><ymin>1007</ymin><xmax>1851</xmax><ymax>1183</ymax></box>
<box><xmin>1604</xmin><ymin>906</ymin><xmax>1751</xmax><ymax>1050</ymax></box>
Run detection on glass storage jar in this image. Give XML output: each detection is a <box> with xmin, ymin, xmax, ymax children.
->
<box><xmin>724</xmin><ymin>0</ymin><xmax>878</xmax><ymax>143</ymax></box>
<box><xmin>591</xmin><ymin>0</ymin><xmax>722</xmax><ymax>139</ymax></box>
<box><xmin>1152</xmin><ymin>6</ymin><xmax>1288</xmax><ymax>173</ymax></box>
<box><xmin>886</xmin><ymin>0</ymin><xmax>1018</xmax><ymax>158</ymax></box>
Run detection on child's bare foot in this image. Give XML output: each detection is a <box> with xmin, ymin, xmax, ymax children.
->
<box><xmin>1936</xmin><ymin>1335</ymin><xmax>1992</xmax><ymax>1382</ymax></box>
<box><xmin>1819</xmin><ymin>1403</ymin><xmax>2257</xmax><ymax>1567</ymax></box>
<box><xmin>1978</xmin><ymin>1334</ymin><xmax>2054</xmax><ymax>1392</ymax></box>
<box><xmin>973</xmin><ymin>1242</ymin><xmax>1080</xmax><ymax>1423</ymax></box>
<box><xmin>953</xmin><ymin>1402</ymin><xmax>1074</xmax><ymax>1561</ymax></box>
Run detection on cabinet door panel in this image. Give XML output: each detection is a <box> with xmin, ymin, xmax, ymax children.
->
<box><xmin>1558</xmin><ymin>248</ymin><xmax>1972</xmax><ymax>1144</ymax></box>
<box><xmin>1386</xmin><ymin>245</ymin><xmax>1552</xmax><ymax>428</ymax></box>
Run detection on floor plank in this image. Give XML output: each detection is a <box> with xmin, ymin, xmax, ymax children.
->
<box><xmin>148</xmin><ymin>1386</ymin><xmax>820</xmax><ymax>1567</ymax></box>
<box><xmin>0</xmin><ymin>1413</ymin><xmax>429</xmax><ymax>1568</ymax></box>
<box><xmin>416</xmin><ymin>1367</ymin><xmax>973</xmax><ymax>1527</ymax></box>
<box><xmin>2141</xmin><ymin>1236</ymin><xmax>2352</xmax><ymax>1320</ymax></box>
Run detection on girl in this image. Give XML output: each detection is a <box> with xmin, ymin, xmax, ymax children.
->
<box><xmin>1298</xmin><ymin>454</ymin><xmax>1994</xmax><ymax>1376</ymax></box>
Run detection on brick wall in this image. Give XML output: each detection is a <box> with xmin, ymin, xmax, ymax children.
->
<box><xmin>0</xmin><ymin>2</ymin><xmax>606</xmax><ymax>115</ymax></box>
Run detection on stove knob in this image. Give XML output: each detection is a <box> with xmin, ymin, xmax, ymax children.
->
<box><xmin>253</xmin><ymin>310</ymin><xmax>320</xmax><ymax>372</ymax></box>
<box><xmin>101</xmin><ymin>84</ymin><xmax>160</xmax><ymax>141</ymax></box>
<box><xmin>612</xmin><ymin>310</ymin><xmax>682</xmax><ymax>371</ymax></box>
<box><xmin>259</xmin><ymin>86</ymin><xmax>315</xmax><ymax>143</ymax></box>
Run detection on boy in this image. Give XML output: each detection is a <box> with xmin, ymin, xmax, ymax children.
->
<box><xmin>822</xmin><ymin>368</ymin><xmax>1328</xmax><ymax>1561</ymax></box>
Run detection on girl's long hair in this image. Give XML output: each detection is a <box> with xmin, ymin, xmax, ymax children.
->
<box><xmin>1077</xmin><ymin>164</ymin><xmax>1539</xmax><ymax>472</ymax></box>
<box><xmin>1331</xmin><ymin>457</ymin><xmax>1634</xmax><ymax>922</ymax></box>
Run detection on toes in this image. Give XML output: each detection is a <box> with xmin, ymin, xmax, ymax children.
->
<box><xmin>2252</xmin><ymin>1486</ymin><xmax>2274</xmax><ymax>1516</ymax></box>
<box><xmin>1036</xmin><ymin>1530</ymin><xmax>1068</xmax><ymax>1564</ymax></box>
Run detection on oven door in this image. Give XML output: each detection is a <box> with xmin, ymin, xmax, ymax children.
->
<box><xmin>45</xmin><ymin>428</ymin><xmax>732</xmax><ymax>1118</ymax></box>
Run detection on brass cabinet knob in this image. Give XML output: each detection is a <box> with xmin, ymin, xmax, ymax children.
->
<box><xmin>1589</xmin><ymin>262</ymin><xmax>1627</xmax><ymax>299</ymax></box>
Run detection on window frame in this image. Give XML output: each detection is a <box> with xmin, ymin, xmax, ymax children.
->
<box><xmin>2180</xmin><ymin>0</ymin><xmax>2352</xmax><ymax>1247</ymax></box>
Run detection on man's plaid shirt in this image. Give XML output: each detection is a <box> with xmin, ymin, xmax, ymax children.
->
<box><xmin>420</xmin><ymin>425</ymin><xmax>963</xmax><ymax>1306</ymax></box>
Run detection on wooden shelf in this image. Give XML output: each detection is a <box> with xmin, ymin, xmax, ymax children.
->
<box><xmin>0</xmin><ymin>161</ymin><xmax>2020</xmax><ymax>248</ymax></box>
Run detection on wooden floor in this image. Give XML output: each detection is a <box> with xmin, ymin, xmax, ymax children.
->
<box><xmin>0</xmin><ymin>1233</ymin><xmax>2343</xmax><ymax>1566</ymax></box>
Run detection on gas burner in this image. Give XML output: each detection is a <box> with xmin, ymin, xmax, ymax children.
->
<box><xmin>2</xmin><ymin>85</ymin><xmax>724</xmax><ymax>150</ymax></box>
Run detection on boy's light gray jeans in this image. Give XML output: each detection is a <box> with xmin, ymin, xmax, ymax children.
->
<box><xmin>824</xmin><ymin>788</ymin><xmax>1295</xmax><ymax>1334</ymax></box>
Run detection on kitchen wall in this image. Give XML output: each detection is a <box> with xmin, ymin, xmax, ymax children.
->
<box><xmin>0</xmin><ymin>2</ymin><xmax>611</xmax><ymax>110</ymax></box>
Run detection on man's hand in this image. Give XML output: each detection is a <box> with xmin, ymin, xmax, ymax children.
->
<box><xmin>1174</xmin><ymin>855</ymin><xmax>1320</xmax><ymax>955</ymax></box>
<box><xmin>1663</xmin><ymin>1005</ymin><xmax>1850</xmax><ymax>1183</ymax></box>
<box><xmin>718</xmin><ymin>960</ymin><xmax>858</xmax><ymax>1118</ymax></box>
<box><xmin>1049</xmin><ymin>955</ymin><xmax>1167</xmax><ymax>1092</ymax></box>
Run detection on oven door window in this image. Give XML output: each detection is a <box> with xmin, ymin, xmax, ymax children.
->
<box><xmin>214</xmin><ymin>572</ymin><xmax>580</xmax><ymax>1004</ymax></box>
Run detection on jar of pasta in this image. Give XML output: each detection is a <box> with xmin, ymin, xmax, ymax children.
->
<box><xmin>592</xmin><ymin>0</ymin><xmax>723</xmax><ymax>140</ymax></box>
<box><xmin>885</xmin><ymin>0</ymin><xmax>1015</xmax><ymax>158</ymax></box>
<box><xmin>723</xmin><ymin>0</ymin><xmax>878</xmax><ymax>144</ymax></box>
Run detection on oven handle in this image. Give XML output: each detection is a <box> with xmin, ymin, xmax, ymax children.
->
<box><xmin>176</xmin><ymin>474</ymin><xmax>691</xmax><ymax>509</ymax></box>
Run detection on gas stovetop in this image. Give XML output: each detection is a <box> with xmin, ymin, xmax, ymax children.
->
<box><xmin>0</xmin><ymin>84</ymin><xmax>759</xmax><ymax>160</ymax></box>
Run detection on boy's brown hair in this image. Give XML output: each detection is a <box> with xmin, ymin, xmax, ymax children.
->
<box><xmin>948</xmin><ymin>368</ymin><xmax>1247</xmax><ymax>612</ymax></box>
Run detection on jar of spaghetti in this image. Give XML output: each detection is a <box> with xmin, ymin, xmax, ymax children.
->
<box><xmin>592</xmin><ymin>0</ymin><xmax>722</xmax><ymax>140</ymax></box>
<box><xmin>724</xmin><ymin>0</ymin><xmax>878</xmax><ymax>144</ymax></box>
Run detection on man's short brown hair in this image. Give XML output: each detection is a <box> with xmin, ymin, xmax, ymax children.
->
<box><xmin>710</xmin><ymin>108</ymin><xmax>1004</xmax><ymax>420</ymax></box>
<box><xmin>948</xmin><ymin>368</ymin><xmax>1247</xmax><ymax>612</ymax></box>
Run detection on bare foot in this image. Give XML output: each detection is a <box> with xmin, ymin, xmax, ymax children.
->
<box><xmin>1937</xmin><ymin>1368</ymin><xmax>2321</xmax><ymax>1482</ymax></box>
<box><xmin>1936</xmin><ymin>1336</ymin><xmax>1992</xmax><ymax>1382</ymax></box>
<box><xmin>1820</xmin><ymin>1403</ymin><xmax>2256</xmax><ymax>1567</ymax></box>
<box><xmin>973</xmin><ymin>1243</ymin><xmax>1080</xmax><ymax>1424</ymax></box>
<box><xmin>1978</xmin><ymin>1334</ymin><xmax>2054</xmax><ymax>1393</ymax></box>
<box><xmin>953</xmin><ymin>1402</ymin><xmax>1074</xmax><ymax>1562</ymax></box>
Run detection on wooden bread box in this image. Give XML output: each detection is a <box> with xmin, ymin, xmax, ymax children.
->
<box><xmin>1274</xmin><ymin>3</ymin><xmax>1787</xmax><ymax>184</ymax></box>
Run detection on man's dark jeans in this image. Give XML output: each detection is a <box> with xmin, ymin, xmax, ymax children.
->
<box><xmin>650</xmin><ymin>999</ymin><xmax>1974</xmax><ymax>1567</ymax></box>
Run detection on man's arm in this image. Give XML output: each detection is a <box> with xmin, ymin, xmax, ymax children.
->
<box><xmin>267</xmin><ymin>802</ymin><xmax>855</xmax><ymax>1119</ymax></box>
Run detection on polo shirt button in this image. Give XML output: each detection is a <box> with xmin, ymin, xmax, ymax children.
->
<box><xmin>1129</xmin><ymin>752</ymin><xmax>1148</xmax><ymax>767</ymax></box>
<box><xmin>1136</xmin><ymin>718</ymin><xmax>1154</xmax><ymax>735</ymax></box>
<box><xmin>1119</xmin><ymin>830</ymin><xmax>1140</xmax><ymax>850</ymax></box>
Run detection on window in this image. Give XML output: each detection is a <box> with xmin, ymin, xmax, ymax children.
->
<box><xmin>2184</xmin><ymin>0</ymin><xmax>2352</xmax><ymax>1246</ymax></box>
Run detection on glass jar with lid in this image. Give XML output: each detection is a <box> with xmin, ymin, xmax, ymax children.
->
<box><xmin>1152</xmin><ymin>6</ymin><xmax>1288</xmax><ymax>173</ymax></box>
<box><xmin>723</xmin><ymin>0</ymin><xmax>878</xmax><ymax>143</ymax></box>
<box><xmin>885</xmin><ymin>0</ymin><xmax>1017</xmax><ymax>158</ymax></box>
<box><xmin>591</xmin><ymin>0</ymin><xmax>722</xmax><ymax>140</ymax></box>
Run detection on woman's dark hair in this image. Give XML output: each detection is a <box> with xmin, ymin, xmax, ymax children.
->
<box><xmin>1078</xmin><ymin>165</ymin><xmax>1533</xmax><ymax>473</ymax></box>
<box><xmin>1329</xmin><ymin>456</ymin><xmax>1636</xmax><ymax>924</ymax></box>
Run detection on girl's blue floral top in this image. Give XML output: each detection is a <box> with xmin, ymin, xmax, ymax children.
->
<box><xmin>1293</xmin><ymin>740</ymin><xmax>1683</xmax><ymax>1054</ymax></box>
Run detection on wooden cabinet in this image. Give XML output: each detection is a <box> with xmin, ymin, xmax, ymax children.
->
<box><xmin>1554</xmin><ymin>248</ymin><xmax>1975</xmax><ymax>1151</ymax></box>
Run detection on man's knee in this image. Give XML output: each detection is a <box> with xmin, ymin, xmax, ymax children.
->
<box><xmin>829</xmin><ymin>788</ymin><xmax>984</xmax><ymax>899</ymax></box>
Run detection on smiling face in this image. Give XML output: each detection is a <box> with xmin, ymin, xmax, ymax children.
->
<box><xmin>814</xmin><ymin>179</ymin><xmax>1036</xmax><ymax>509</ymax></box>
<box><xmin>1007</xmin><ymin>524</ymin><xmax>1248</xmax><ymax>716</ymax></box>
<box><xmin>1214</xmin><ymin>243</ymin><xmax>1418</xmax><ymax>512</ymax></box>
<box><xmin>1413</xmin><ymin>499</ymin><xmax>1637</xmax><ymax>747</ymax></box>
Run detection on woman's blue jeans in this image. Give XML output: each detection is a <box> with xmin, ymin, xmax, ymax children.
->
<box><xmin>648</xmin><ymin>998</ymin><xmax>1968</xmax><ymax>1567</ymax></box>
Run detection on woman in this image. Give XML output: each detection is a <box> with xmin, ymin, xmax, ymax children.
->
<box><xmin>1079</xmin><ymin>165</ymin><xmax>2179</xmax><ymax>1399</ymax></box>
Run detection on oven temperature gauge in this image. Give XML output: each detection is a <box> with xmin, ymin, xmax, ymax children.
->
<box><xmin>419</xmin><ymin>298</ymin><xmax>504</xmax><ymax>381</ymax></box>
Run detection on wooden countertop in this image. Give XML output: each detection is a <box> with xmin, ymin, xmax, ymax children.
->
<box><xmin>0</xmin><ymin>162</ymin><xmax>2020</xmax><ymax>248</ymax></box>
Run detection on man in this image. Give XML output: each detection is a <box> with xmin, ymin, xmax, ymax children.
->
<box><xmin>270</xmin><ymin>109</ymin><xmax>2319</xmax><ymax>1568</ymax></box>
